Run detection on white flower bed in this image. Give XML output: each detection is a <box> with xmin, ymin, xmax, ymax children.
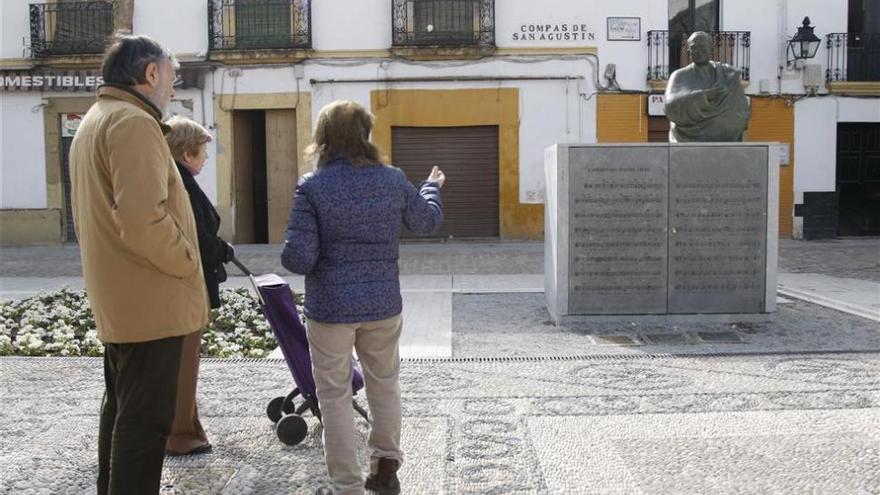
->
<box><xmin>0</xmin><ymin>287</ymin><xmax>294</xmax><ymax>358</ymax></box>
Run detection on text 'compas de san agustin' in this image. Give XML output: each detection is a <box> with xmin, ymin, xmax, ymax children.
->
<box><xmin>513</xmin><ymin>24</ymin><xmax>596</xmax><ymax>41</ymax></box>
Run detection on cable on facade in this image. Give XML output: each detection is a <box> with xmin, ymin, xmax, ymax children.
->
<box><xmin>305</xmin><ymin>52</ymin><xmax>642</xmax><ymax>92</ymax></box>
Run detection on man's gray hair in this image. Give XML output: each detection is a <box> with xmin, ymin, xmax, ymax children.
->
<box><xmin>101</xmin><ymin>34</ymin><xmax>178</xmax><ymax>86</ymax></box>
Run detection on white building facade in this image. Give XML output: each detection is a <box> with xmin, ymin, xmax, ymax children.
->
<box><xmin>1</xmin><ymin>0</ymin><xmax>878</xmax><ymax>244</ymax></box>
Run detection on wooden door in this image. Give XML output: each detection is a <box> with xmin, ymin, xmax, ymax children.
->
<box><xmin>265</xmin><ymin>109</ymin><xmax>298</xmax><ymax>244</ymax></box>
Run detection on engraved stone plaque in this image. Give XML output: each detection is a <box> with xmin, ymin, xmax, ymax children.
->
<box><xmin>568</xmin><ymin>147</ymin><xmax>668</xmax><ymax>314</ymax></box>
<box><xmin>545</xmin><ymin>143</ymin><xmax>775</xmax><ymax>323</ymax></box>
<box><xmin>668</xmin><ymin>146</ymin><xmax>768</xmax><ymax>313</ymax></box>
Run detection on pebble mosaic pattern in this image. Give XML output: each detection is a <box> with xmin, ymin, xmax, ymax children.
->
<box><xmin>1</xmin><ymin>353</ymin><xmax>878</xmax><ymax>494</ymax></box>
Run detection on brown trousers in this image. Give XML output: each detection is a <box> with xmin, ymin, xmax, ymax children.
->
<box><xmin>98</xmin><ymin>335</ymin><xmax>183</xmax><ymax>495</ymax></box>
<box><xmin>165</xmin><ymin>329</ymin><xmax>209</xmax><ymax>454</ymax></box>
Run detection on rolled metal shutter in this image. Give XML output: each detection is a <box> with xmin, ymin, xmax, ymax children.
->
<box><xmin>391</xmin><ymin>125</ymin><xmax>499</xmax><ymax>238</ymax></box>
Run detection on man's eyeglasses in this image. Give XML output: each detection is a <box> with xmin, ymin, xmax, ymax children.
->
<box><xmin>173</xmin><ymin>75</ymin><xmax>184</xmax><ymax>88</ymax></box>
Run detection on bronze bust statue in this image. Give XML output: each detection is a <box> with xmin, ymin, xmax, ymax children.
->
<box><xmin>664</xmin><ymin>31</ymin><xmax>750</xmax><ymax>142</ymax></box>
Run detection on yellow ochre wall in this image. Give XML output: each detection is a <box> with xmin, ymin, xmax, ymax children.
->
<box><xmin>370</xmin><ymin>88</ymin><xmax>543</xmax><ymax>239</ymax></box>
<box><xmin>746</xmin><ymin>98</ymin><xmax>794</xmax><ymax>237</ymax></box>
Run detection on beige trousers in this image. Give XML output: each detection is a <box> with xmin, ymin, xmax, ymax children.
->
<box><xmin>306</xmin><ymin>314</ymin><xmax>404</xmax><ymax>495</ymax></box>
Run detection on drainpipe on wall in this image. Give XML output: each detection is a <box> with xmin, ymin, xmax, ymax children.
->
<box><xmin>777</xmin><ymin>0</ymin><xmax>787</xmax><ymax>95</ymax></box>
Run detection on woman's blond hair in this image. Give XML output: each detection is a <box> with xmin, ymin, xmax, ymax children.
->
<box><xmin>305</xmin><ymin>100</ymin><xmax>385</xmax><ymax>167</ymax></box>
<box><xmin>165</xmin><ymin>115</ymin><xmax>212</xmax><ymax>162</ymax></box>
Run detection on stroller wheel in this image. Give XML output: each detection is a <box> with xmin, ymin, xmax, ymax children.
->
<box><xmin>276</xmin><ymin>414</ymin><xmax>308</xmax><ymax>446</ymax></box>
<box><xmin>266</xmin><ymin>396</ymin><xmax>285</xmax><ymax>423</ymax></box>
<box><xmin>282</xmin><ymin>388</ymin><xmax>301</xmax><ymax>415</ymax></box>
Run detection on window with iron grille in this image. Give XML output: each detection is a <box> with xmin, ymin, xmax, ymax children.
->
<box><xmin>209</xmin><ymin>0</ymin><xmax>311</xmax><ymax>51</ymax></box>
<box><xmin>392</xmin><ymin>0</ymin><xmax>494</xmax><ymax>47</ymax></box>
<box><xmin>29</xmin><ymin>0</ymin><xmax>114</xmax><ymax>58</ymax></box>
<box><xmin>826</xmin><ymin>0</ymin><xmax>880</xmax><ymax>82</ymax></box>
<box><xmin>647</xmin><ymin>30</ymin><xmax>751</xmax><ymax>81</ymax></box>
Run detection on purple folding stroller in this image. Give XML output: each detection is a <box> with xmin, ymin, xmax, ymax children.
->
<box><xmin>232</xmin><ymin>258</ymin><xmax>370</xmax><ymax>446</ymax></box>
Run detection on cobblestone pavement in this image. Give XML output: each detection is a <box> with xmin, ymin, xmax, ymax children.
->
<box><xmin>777</xmin><ymin>238</ymin><xmax>880</xmax><ymax>282</ymax></box>
<box><xmin>1</xmin><ymin>352</ymin><xmax>878</xmax><ymax>494</ymax></box>
<box><xmin>2</xmin><ymin>238</ymin><xmax>877</xmax><ymax>279</ymax></box>
<box><xmin>453</xmin><ymin>294</ymin><xmax>880</xmax><ymax>358</ymax></box>
<box><xmin>0</xmin><ymin>241</ymin><xmax>544</xmax><ymax>277</ymax></box>
<box><xmin>2</xmin><ymin>240</ymin><xmax>878</xmax><ymax>493</ymax></box>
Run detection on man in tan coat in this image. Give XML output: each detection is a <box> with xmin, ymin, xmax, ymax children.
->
<box><xmin>70</xmin><ymin>35</ymin><xmax>209</xmax><ymax>495</ymax></box>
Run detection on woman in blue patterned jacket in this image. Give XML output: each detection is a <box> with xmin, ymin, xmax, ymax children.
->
<box><xmin>281</xmin><ymin>100</ymin><xmax>444</xmax><ymax>495</ymax></box>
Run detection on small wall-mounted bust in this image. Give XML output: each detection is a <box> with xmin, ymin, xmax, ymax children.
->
<box><xmin>664</xmin><ymin>31</ymin><xmax>751</xmax><ymax>142</ymax></box>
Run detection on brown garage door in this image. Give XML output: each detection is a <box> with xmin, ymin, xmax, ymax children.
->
<box><xmin>392</xmin><ymin>125</ymin><xmax>499</xmax><ymax>238</ymax></box>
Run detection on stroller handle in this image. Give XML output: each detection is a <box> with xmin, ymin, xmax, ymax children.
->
<box><xmin>230</xmin><ymin>256</ymin><xmax>265</xmax><ymax>306</ymax></box>
<box><xmin>230</xmin><ymin>256</ymin><xmax>253</xmax><ymax>276</ymax></box>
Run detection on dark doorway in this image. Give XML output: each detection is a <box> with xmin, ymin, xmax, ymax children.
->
<box><xmin>61</xmin><ymin>136</ymin><xmax>76</xmax><ymax>242</ymax></box>
<box><xmin>846</xmin><ymin>0</ymin><xmax>880</xmax><ymax>82</ymax></box>
<box><xmin>837</xmin><ymin>123</ymin><xmax>880</xmax><ymax>236</ymax></box>
<box><xmin>233</xmin><ymin>110</ymin><xmax>268</xmax><ymax>243</ymax></box>
<box><xmin>392</xmin><ymin>125</ymin><xmax>499</xmax><ymax>238</ymax></box>
<box><xmin>849</xmin><ymin>0</ymin><xmax>880</xmax><ymax>34</ymax></box>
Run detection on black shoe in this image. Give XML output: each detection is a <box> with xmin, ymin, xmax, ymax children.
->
<box><xmin>187</xmin><ymin>443</ymin><xmax>213</xmax><ymax>455</ymax></box>
<box><xmin>165</xmin><ymin>443</ymin><xmax>212</xmax><ymax>457</ymax></box>
<box><xmin>314</xmin><ymin>488</ymin><xmax>333</xmax><ymax>495</ymax></box>
<box><xmin>364</xmin><ymin>458</ymin><xmax>400</xmax><ymax>495</ymax></box>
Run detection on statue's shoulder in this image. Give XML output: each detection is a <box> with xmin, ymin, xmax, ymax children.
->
<box><xmin>667</xmin><ymin>63</ymin><xmax>697</xmax><ymax>94</ymax></box>
<box><xmin>668</xmin><ymin>63</ymin><xmax>690</xmax><ymax>83</ymax></box>
<box><xmin>712</xmin><ymin>60</ymin><xmax>741</xmax><ymax>77</ymax></box>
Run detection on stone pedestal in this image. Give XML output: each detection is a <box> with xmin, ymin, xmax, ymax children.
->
<box><xmin>545</xmin><ymin>143</ymin><xmax>779</xmax><ymax>324</ymax></box>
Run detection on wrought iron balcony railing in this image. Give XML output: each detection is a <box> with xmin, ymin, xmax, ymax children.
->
<box><xmin>826</xmin><ymin>33</ymin><xmax>880</xmax><ymax>82</ymax></box>
<box><xmin>29</xmin><ymin>1</ymin><xmax>114</xmax><ymax>58</ymax></box>
<box><xmin>647</xmin><ymin>30</ymin><xmax>751</xmax><ymax>82</ymax></box>
<box><xmin>208</xmin><ymin>0</ymin><xmax>311</xmax><ymax>51</ymax></box>
<box><xmin>392</xmin><ymin>0</ymin><xmax>495</xmax><ymax>47</ymax></box>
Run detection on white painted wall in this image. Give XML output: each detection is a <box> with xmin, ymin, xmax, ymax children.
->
<box><xmin>1</xmin><ymin>0</ymin><xmax>33</xmax><ymax>60</ymax></box>
<box><xmin>311</xmin><ymin>0</ymin><xmax>391</xmax><ymax>51</ymax></box>
<box><xmin>212</xmin><ymin>57</ymin><xmax>600</xmax><ymax>203</ymax></box>
<box><xmin>793</xmin><ymin>97</ymin><xmax>837</xmax><ymax>194</ymax></box>
<box><xmin>497</xmin><ymin>0</ymin><xmax>664</xmax><ymax>91</ymax></box>
<box><xmin>782</xmin><ymin>0</ymin><xmax>848</xmax><ymax>95</ymax></box>
<box><xmin>517</xmin><ymin>78</ymin><xmax>594</xmax><ymax>202</ymax></box>
<box><xmin>837</xmin><ymin>97</ymin><xmax>880</xmax><ymax>122</ymax></box>
<box><xmin>0</xmin><ymin>0</ymin><xmax>857</xmax><ymax>86</ymax></box>
<box><xmin>1</xmin><ymin>0</ymin><xmax>874</xmax><ymax>220</ymax></box>
<box><xmin>166</xmin><ymin>87</ymin><xmax>219</xmax><ymax>203</ymax></box>
<box><xmin>134</xmin><ymin>0</ymin><xmax>209</xmax><ymax>57</ymax></box>
<box><xmin>0</xmin><ymin>92</ymin><xmax>47</xmax><ymax>208</ymax></box>
<box><xmin>794</xmin><ymin>96</ymin><xmax>880</xmax><ymax>195</ymax></box>
<box><xmin>724</xmin><ymin>0</ymin><xmax>781</xmax><ymax>95</ymax></box>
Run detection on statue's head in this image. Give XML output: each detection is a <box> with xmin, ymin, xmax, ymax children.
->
<box><xmin>687</xmin><ymin>32</ymin><xmax>712</xmax><ymax>65</ymax></box>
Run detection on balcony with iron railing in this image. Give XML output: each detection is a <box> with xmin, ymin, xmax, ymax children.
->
<box><xmin>29</xmin><ymin>0</ymin><xmax>114</xmax><ymax>59</ymax></box>
<box><xmin>208</xmin><ymin>0</ymin><xmax>311</xmax><ymax>60</ymax></box>
<box><xmin>391</xmin><ymin>0</ymin><xmax>494</xmax><ymax>57</ymax></box>
<box><xmin>826</xmin><ymin>33</ymin><xmax>880</xmax><ymax>95</ymax></box>
<box><xmin>647</xmin><ymin>30</ymin><xmax>751</xmax><ymax>89</ymax></box>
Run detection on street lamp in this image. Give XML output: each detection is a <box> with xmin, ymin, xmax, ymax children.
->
<box><xmin>787</xmin><ymin>17</ymin><xmax>821</xmax><ymax>65</ymax></box>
